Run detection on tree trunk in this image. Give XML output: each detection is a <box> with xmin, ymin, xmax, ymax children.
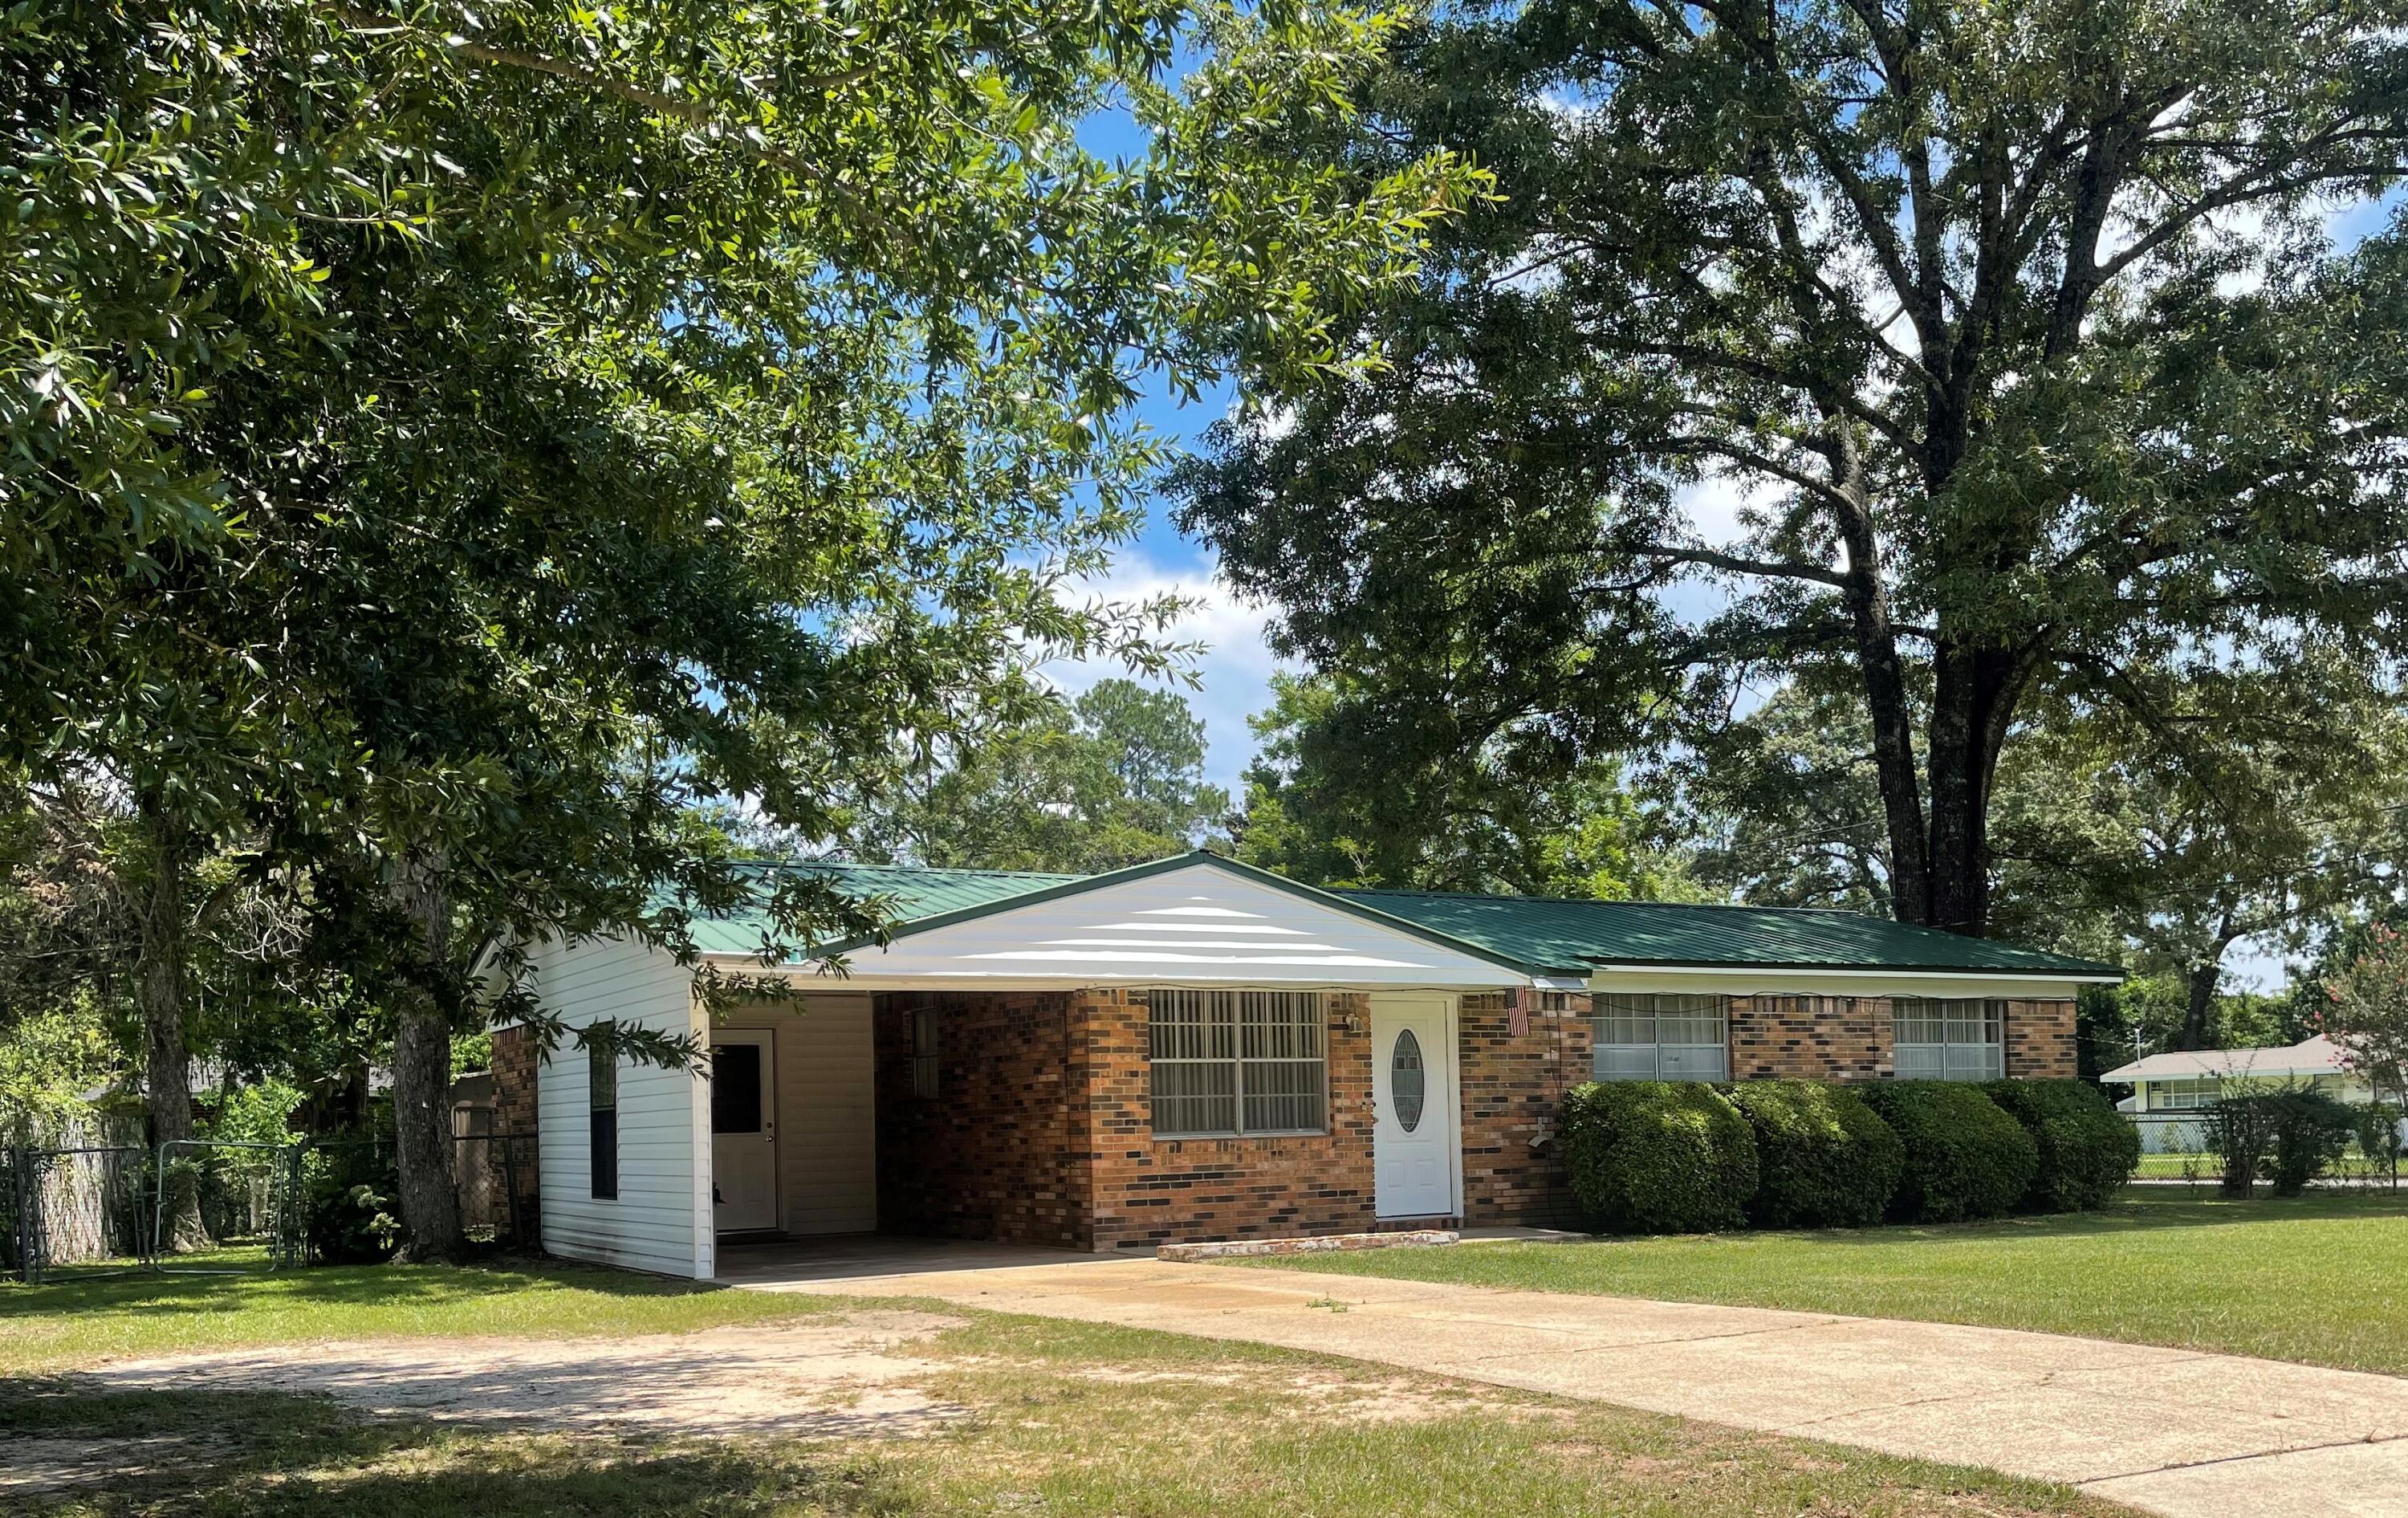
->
<box><xmin>388</xmin><ymin>850</ymin><xmax>462</xmax><ymax>1263</ymax></box>
<box><xmin>2174</xmin><ymin>957</ymin><xmax>2222</xmax><ymax>1052</ymax></box>
<box><xmin>1833</xmin><ymin>454</ymin><xmax>1931</xmax><ymax>926</ymax></box>
<box><xmin>129</xmin><ymin>809</ymin><xmax>210</xmax><ymax>1254</ymax></box>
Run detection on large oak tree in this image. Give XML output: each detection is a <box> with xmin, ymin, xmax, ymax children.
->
<box><xmin>4</xmin><ymin>0</ymin><xmax>1476</xmax><ymax>1253</ymax></box>
<box><xmin>1178</xmin><ymin>0</ymin><xmax>2408</xmax><ymax>935</ymax></box>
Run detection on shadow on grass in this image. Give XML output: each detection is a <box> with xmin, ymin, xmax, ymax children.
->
<box><xmin>1</xmin><ymin>1380</ymin><xmax>899</xmax><ymax>1518</ymax></box>
<box><xmin>0</xmin><ymin>1255</ymin><xmax>732</xmax><ymax>1324</ymax></box>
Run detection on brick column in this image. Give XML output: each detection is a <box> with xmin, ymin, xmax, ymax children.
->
<box><xmin>2004</xmin><ymin>999</ymin><xmax>2077</xmax><ymax>1077</ymax></box>
<box><xmin>488</xmin><ymin>1024</ymin><xmax>540</xmax><ymax>1224</ymax></box>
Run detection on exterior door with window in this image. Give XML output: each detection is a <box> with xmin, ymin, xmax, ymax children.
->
<box><xmin>1371</xmin><ymin>994</ymin><xmax>1456</xmax><ymax>1219</ymax></box>
<box><xmin>710</xmin><ymin>1030</ymin><xmax>779</xmax><ymax>1233</ymax></box>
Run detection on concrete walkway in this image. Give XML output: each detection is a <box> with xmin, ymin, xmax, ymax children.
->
<box><xmin>750</xmin><ymin>1256</ymin><xmax>2408</xmax><ymax>1518</ymax></box>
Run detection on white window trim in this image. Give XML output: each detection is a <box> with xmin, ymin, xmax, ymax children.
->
<box><xmin>1148</xmin><ymin>988</ymin><xmax>1329</xmax><ymax>1139</ymax></box>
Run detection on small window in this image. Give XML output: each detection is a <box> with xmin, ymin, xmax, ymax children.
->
<box><xmin>712</xmin><ymin>1041</ymin><xmax>763</xmax><ymax>1133</ymax></box>
<box><xmin>1592</xmin><ymin>995</ymin><xmax>1729</xmax><ymax>1081</ymax></box>
<box><xmin>2150</xmin><ymin>1077</ymin><xmax>2217</xmax><ymax>1111</ymax></box>
<box><xmin>1891</xmin><ymin>998</ymin><xmax>2004</xmax><ymax>1081</ymax></box>
<box><xmin>1391</xmin><ymin>1028</ymin><xmax>1426</xmax><ymax>1132</ymax></box>
<box><xmin>911</xmin><ymin>1006</ymin><xmax>940</xmax><ymax>1100</ymax></box>
<box><xmin>1149</xmin><ymin>989</ymin><xmax>1325</xmax><ymax>1137</ymax></box>
<box><xmin>589</xmin><ymin>1041</ymin><xmax>618</xmax><ymax>1200</ymax></box>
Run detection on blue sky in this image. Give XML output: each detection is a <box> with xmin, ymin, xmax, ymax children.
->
<box><xmin>1036</xmin><ymin>370</ymin><xmax>1277</xmax><ymax>802</ymax></box>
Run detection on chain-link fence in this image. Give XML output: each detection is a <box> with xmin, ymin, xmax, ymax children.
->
<box><xmin>5</xmin><ymin>1131</ymin><xmax>539</xmax><ymax>1282</ymax></box>
<box><xmin>455</xmin><ymin>1130</ymin><xmax>539</xmax><ymax>1248</ymax></box>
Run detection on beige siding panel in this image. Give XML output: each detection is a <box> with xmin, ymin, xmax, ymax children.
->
<box><xmin>718</xmin><ymin>994</ymin><xmax>877</xmax><ymax>1235</ymax></box>
<box><xmin>530</xmin><ymin>934</ymin><xmax>712</xmax><ymax>1279</ymax></box>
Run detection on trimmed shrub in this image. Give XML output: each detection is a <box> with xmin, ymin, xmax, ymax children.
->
<box><xmin>1723</xmin><ymin>1080</ymin><xmax>1904</xmax><ymax>1228</ymax></box>
<box><xmin>1561</xmin><ymin>1081</ymin><xmax>1758</xmax><ymax>1234</ymax></box>
<box><xmin>1857</xmin><ymin>1081</ymin><xmax>2037</xmax><ymax>1223</ymax></box>
<box><xmin>1983</xmin><ymin>1078</ymin><xmax>2140</xmax><ymax>1211</ymax></box>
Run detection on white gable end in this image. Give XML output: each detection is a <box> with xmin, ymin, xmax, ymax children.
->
<box><xmin>783</xmin><ymin>861</ymin><xmax>1525</xmax><ymax>990</ymax></box>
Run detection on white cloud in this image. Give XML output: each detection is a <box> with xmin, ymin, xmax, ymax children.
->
<box><xmin>1039</xmin><ymin>551</ymin><xmax>1294</xmax><ymax>799</ymax></box>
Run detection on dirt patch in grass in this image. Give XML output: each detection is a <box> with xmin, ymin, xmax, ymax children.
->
<box><xmin>72</xmin><ymin>1308</ymin><xmax>970</xmax><ymax>1439</ymax></box>
<box><xmin>1068</xmin><ymin>1361</ymin><xmax>1542</xmax><ymax>1424</ymax></box>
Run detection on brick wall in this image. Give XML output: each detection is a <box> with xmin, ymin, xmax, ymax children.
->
<box><xmin>488</xmin><ymin>1024</ymin><xmax>540</xmax><ymax>1234</ymax></box>
<box><xmin>491</xmin><ymin>1024</ymin><xmax>539</xmax><ymax>1134</ymax></box>
<box><xmin>2004</xmin><ymin>998</ymin><xmax>2078</xmax><ymax>1077</ymax></box>
<box><xmin>874</xmin><ymin>990</ymin><xmax>1088</xmax><ymax>1247</ymax></box>
<box><xmin>1727</xmin><ymin>994</ymin><xmax>2078</xmax><ymax>1081</ymax></box>
<box><xmin>1458</xmin><ymin>991</ymin><xmax>1592</xmax><ymax>1227</ymax></box>
<box><xmin>1082</xmin><ymin>989</ymin><xmax>1379</xmax><ymax>1252</ymax></box>
<box><xmin>1728</xmin><ymin>995</ymin><xmax>1894</xmax><ymax>1081</ymax></box>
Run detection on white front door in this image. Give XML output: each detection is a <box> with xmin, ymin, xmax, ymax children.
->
<box><xmin>710</xmin><ymin>1029</ymin><xmax>779</xmax><ymax>1233</ymax></box>
<box><xmin>1372</xmin><ymin>994</ymin><xmax>1457</xmax><ymax>1219</ymax></box>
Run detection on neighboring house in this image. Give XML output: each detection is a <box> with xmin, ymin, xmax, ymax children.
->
<box><xmin>498</xmin><ymin>850</ymin><xmax>2117</xmax><ymax>1278</ymax></box>
<box><xmin>2100</xmin><ymin>1037</ymin><xmax>2399</xmax><ymax>1154</ymax></box>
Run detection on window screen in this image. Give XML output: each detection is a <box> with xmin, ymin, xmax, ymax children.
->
<box><xmin>1149</xmin><ymin>989</ymin><xmax>1325</xmax><ymax>1137</ymax></box>
<box><xmin>1591</xmin><ymin>995</ymin><xmax>1729</xmax><ymax>1081</ymax></box>
<box><xmin>1891</xmin><ymin>998</ymin><xmax>2005</xmax><ymax>1081</ymax></box>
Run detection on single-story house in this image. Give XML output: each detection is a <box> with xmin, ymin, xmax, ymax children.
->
<box><xmin>2100</xmin><ymin>1036</ymin><xmax>2398</xmax><ymax>1153</ymax></box>
<box><xmin>496</xmin><ymin>851</ymin><xmax>2118</xmax><ymax>1278</ymax></box>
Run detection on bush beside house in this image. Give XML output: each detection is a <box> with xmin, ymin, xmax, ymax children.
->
<box><xmin>1561</xmin><ymin>1081</ymin><xmax>1759</xmax><ymax>1233</ymax></box>
<box><xmin>1724</xmin><ymin>1080</ymin><xmax>1903</xmax><ymax>1229</ymax></box>
<box><xmin>1564</xmin><ymin>1077</ymin><xmax>2133</xmax><ymax>1235</ymax></box>
<box><xmin>1983</xmin><ymin>1078</ymin><xmax>2141</xmax><ymax>1212</ymax></box>
<box><xmin>1852</xmin><ymin>1082</ymin><xmax>2040</xmax><ymax>1223</ymax></box>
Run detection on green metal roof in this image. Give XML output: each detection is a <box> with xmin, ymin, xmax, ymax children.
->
<box><xmin>680</xmin><ymin>861</ymin><xmax>1082</xmax><ymax>957</ymax></box>
<box><xmin>681</xmin><ymin>854</ymin><xmax>2118</xmax><ymax>979</ymax></box>
<box><xmin>1336</xmin><ymin>889</ymin><xmax>2121</xmax><ymax>977</ymax></box>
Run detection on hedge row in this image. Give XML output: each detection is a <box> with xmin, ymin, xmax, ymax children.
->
<box><xmin>1562</xmin><ymin>1077</ymin><xmax>2137</xmax><ymax>1234</ymax></box>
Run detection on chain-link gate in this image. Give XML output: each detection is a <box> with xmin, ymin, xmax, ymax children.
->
<box><xmin>149</xmin><ymin>1139</ymin><xmax>307</xmax><ymax>1276</ymax></box>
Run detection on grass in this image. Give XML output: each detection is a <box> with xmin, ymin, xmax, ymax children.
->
<box><xmin>0</xmin><ymin>1253</ymin><xmax>854</xmax><ymax>1374</ymax></box>
<box><xmin>2</xmin><ymin>1274</ymin><xmax>2129</xmax><ymax>1518</ymax></box>
<box><xmin>1248</xmin><ymin>1190</ymin><xmax>2408</xmax><ymax>1375</ymax></box>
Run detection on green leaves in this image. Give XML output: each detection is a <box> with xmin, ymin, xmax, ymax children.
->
<box><xmin>1180</xmin><ymin>0</ymin><xmax>2408</xmax><ymax>935</ymax></box>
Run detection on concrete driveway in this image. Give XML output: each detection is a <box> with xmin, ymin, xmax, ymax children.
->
<box><xmin>750</xmin><ymin>1253</ymin><xmax>2408</xmax><ymax>1518</ymax></box>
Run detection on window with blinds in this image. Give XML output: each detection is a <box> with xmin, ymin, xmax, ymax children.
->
<box><xmin>1591</xmin><ymin>994</ymin><xmax>1730</xmax><ymax>1081</ymax></box>
<box><xmin>1891</xmin><ymin>998</ymin><xmax>2005</xmax><ymax>1081</ymax></box>
<box><xmin>1149</xmin><ymin>989</ymin><xmax>1326</xmax><ymax>1137</ymax></box>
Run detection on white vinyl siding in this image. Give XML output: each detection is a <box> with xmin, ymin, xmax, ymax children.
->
<box><xmin>716</xmin><ymin>994</ymin><xmax>877</xmax><ymax>1235</ymax></box>
<box><xmin>1592</xmin><ymin>995</ymin><xmax>1730</xmax><ymax>1081</ymax></box>
<box><xmin>1149</xmin><ymin>988</ymin><xmax>1325</xmax><ymax>1137</ymax></box>
<box><xmin>1893</xmin><ymin>997</ymin><xmax>2005</xmax><ymax>1081</ymax></box>
<box><xmin>531</xmin><ymin>934</ymin><xmax>713</xmax><ymax>1279</ymax></box>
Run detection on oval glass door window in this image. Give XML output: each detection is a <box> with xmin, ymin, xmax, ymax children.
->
<box><xmin>1391</xmin><ymin>1028</ymin><xmax>1426</xmax><ymax>1132</ymax></box>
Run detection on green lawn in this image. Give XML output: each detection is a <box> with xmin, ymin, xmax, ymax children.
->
<box><xmin>0</xmin><ymin>1255</ymin><xmax>856</xmax><ymax>1374</ymax></box>
<box><xmin>2</xmin><ymin>1268</ymin><xmax>2126</xmax><ymax>1518</ymax></box>
<box><xmin>1249</xmin><ymin>1190</ymin><xmax>2408</xmax><ymax>1375</ymax></box>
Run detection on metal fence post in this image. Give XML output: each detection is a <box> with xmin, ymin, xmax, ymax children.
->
<box><xmin>8</xmin><ymin>1146</ymin><xmax>28</xmax><ymax>1284</ymax></box>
